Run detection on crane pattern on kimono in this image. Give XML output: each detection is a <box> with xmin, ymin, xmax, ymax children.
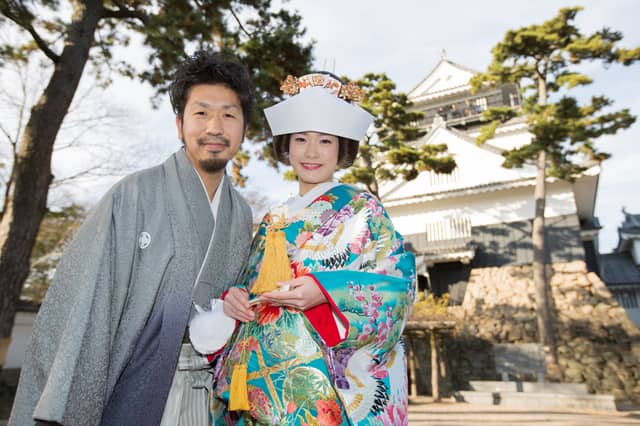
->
<box><xmin>293</xmin><ymin>207</ymin><xmax>370</xmax><ymax>268</ymax></box>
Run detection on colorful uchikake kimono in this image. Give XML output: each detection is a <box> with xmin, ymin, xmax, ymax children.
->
<box><xmin>212</xmin><ymin>182</ymin><xmax>417</xmax><ymax>425</ymax></box>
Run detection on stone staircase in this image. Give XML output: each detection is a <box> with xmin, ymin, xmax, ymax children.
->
<box><xmin>455</xmin><ymin>380</ymin><xmax>617</xmax><ymax>411</ymax></box>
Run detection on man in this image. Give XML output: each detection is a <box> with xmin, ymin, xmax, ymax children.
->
<box><xmin>9</xmin><ymin>50</ymin><xmax>254</xmax><ymax>425</ymax></box>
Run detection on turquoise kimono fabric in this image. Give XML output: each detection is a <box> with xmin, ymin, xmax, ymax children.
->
<box><xmin>213</xmin><ymin>184</ymin><xmax>416</xmax><ymax>426</ymax></box>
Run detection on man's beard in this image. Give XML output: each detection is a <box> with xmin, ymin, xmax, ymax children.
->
<box><xmin>199</xmin><ymin>158</ymin><xmax>228</xmax><ymax>173</ymax></box>
<box><xmin>196</xmin><ymin>136</ymin><xmax>230</xmax><ymax>173</ymax></box>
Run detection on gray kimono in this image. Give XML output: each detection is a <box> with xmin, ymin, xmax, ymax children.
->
<box><xmin>9</xmin><ymin>149</ymin><xmax>253</xmax><ymax>425</ymax></box>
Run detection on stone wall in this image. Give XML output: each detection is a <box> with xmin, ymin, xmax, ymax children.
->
<box><xmin>414</xmin><ymin>261</ymin><xmax>640</xmax><ymax>402</ymax></box>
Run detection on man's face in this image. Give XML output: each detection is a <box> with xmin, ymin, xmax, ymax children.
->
<box><xmin>176</xmin><ymin>84</ymin><xmax>245</xmax><ymax>177</ymax></box>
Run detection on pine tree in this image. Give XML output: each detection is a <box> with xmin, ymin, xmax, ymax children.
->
<box><xmin>341</xmin><ymin>73</ymin><xmax>455</xmax><ymax>197</ymax></box>
<box><xmin>471</xmin><ymin>6</ymin><xmax>639</xmax><ymax>379</ymax></box>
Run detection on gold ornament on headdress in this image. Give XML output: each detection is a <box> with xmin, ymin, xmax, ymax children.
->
<box><xmin>311</xmin><ymin>74</ymin><xmax>325</xmax><ymax>86</ymax></box>
<box><xmin>339</xmin><ymin>81</ymin><xmax>365</xmax><ymax>102</ymax></box>
<box><xmin>280</xmin><ymin>75</ymin><xmax>299</xmax><ymax>96</ymax></box>
<box><xmin>278</xmin><ymin>73</ymin><xmax>365</xmax><ymax>102</ymax></box>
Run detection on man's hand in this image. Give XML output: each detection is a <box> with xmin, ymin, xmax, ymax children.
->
<box><xmin>223</xmin><ymin>287</ymin><xmax>255</xmax><ymax>322</ymax></box>
<box><xmin>260</xmin><ymin>276</ymin><xmax>328</xmax><ymax>311</ymax></box>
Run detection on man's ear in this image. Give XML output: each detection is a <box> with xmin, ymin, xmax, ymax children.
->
<box><xmin>176</xmin><ymin>115</ymin><xmax>184</xmax><ymax>141</ymax></box>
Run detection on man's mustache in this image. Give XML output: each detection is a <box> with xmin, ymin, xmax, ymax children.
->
<box><xmin>197</xmin><ymin>136</ymin><xmax>230</xmax><ymax>147</ymax></box>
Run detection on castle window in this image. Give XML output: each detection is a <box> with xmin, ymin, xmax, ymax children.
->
<box><xmin>474</xmin><ymin>97</ymin><xmax>487</xmax><ymax>112</ymax></box>
<box><xmin>509</xmin><ymin>92</ymin><xmax>521</xmax><ymax>107</ymax></box>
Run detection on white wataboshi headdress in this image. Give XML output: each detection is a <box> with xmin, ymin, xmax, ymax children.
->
<box><xmin>264</xmin><ymin>73</ymin><xmax>374</xmax><ymax>141</ymax></box>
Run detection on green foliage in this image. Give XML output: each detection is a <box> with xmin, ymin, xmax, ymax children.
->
<box><xmin>22</xmin><ymin>205</ymin><xmax>85</xmax><ymax>302</ymax></box>
<box><xmin>476</xmin><ymin>106</ymin><xmax>520</xmax><ymax>145</ymax></box>
<box><xmin>340</xmin><ymin>73</ymin><xmax>455</xmax><ymax>196</ymax></box>
<box><xmin>231</xmin><ymin>148</ymin><xmax>250</xmax><ymax>187</ymax></box>
<box><xmin>472</xmin><ymin>6</ymin><xmax>639</xmax><ymax>179</ymax></box>
<box><xmin>282</xmin><ymin>169</ymin><xmax>297</xmax><ymax>181</ymax></box>
<box><xmin>481</xmin><ymin>106</ymin><xmax>520</xmax><ymax>124</ymax></box>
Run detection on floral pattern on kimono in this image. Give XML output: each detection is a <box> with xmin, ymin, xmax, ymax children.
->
<box><xmin>212</xmin><ymin>184</ymin><xmax>416</xmax><ymax>426</ymax></box>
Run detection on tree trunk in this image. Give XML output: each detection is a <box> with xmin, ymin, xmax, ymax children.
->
<box><xmin>531</xmin><ymin>151</ymin><xmax>562</xmax><ymax>381</ymax></box>
<box><xmin>532</xmin><ymin>150</ymin><xmax>560</xmax><ymax>380</ymax></box>
<box><xmin>532</xmin><ymin>73</ymin><xmax>561</xmax><ymax>381</ymax></box>
<box><xmin>0</xmin><ymin>1</ymin><xmax>102</xmax><ymax>367</ymax></box>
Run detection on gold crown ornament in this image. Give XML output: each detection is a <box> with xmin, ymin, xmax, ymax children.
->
<box><xmin>279</xmin><ymin>73</ymin><xmax>364</xmax><ymax>102</ymax></box>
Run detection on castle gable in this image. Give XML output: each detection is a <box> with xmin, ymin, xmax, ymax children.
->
<box><xmin>408</xmin><ymin>57</ymin><xmax>477</xmax><ymax>102</ymax></box>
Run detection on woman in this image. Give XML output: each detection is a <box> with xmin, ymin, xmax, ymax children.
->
<box><xmin>201</xmin><ymin>72</ymin><xmax>416</xmax><ymax>425</ymax></box>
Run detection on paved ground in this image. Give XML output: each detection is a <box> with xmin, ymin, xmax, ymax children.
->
<box><xmin>408</xmin><ymin>399</ymin><xmax>640</xmax><ymax>426</ymax></box>
<box><xmin>2</xmin><ymin>401</ymin><xmax>639</xmax><ymax>425</ymax></box>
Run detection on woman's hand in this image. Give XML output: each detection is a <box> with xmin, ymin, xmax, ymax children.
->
<box><xmin>223</xmin><ymin>287</ymin><xmax>255</xmax><ymax>323</ymax></box>
<box><xmin>260</xmin><ymin>275</ymin><xmax>328</xmax><ymax>311</ymax></box>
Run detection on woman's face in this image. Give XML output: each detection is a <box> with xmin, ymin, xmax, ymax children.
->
<box><xmin>288</xmin><ymin>131</ymin><xmax>339</xmax><ymax>195</ymax></box>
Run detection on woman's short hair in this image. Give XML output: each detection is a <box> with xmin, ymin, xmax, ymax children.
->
<box><xmin>272</xmin><ymin>134</ymin><xmax>359</xmax><ymax>168</ymax></box>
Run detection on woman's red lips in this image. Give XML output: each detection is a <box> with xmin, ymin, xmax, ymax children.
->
<box><xmin>301</xmin><ymin>163</ymin><xmax>322</xmax><ymax>170</ymax></box>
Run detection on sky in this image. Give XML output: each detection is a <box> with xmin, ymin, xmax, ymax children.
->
<box><xmin>35</xmin><ymin>0</ymin><xmax>640</xmax><ymax>254</ymax></box>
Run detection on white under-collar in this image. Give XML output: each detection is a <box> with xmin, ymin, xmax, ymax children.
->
<box><xmin>210</xmin><ymin>177</ymin><xmax>224</xmax><ymax>223</ymax></box>
<box><xmin>284</xmin><ymin>181</ymin><xmax>340</xmax><ymax>218</ymax></box>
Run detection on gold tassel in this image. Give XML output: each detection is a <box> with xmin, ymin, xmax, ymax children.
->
<box><xmin>228</xmin><ymin>216</ymin><xmax>291</xmax><ymax>412</ymax></box>
<box><xmin>229</xmin><ymin>363</ymin><xmax>250</xmax><ymax>411</ymax></box>
<box><xmin>251</xmin><ymin>216</ymin><xmax>292</xmax><ymax>295</ymax></box>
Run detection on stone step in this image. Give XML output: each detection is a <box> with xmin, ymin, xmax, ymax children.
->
<box><xmin>456</xmin><ymin>390</ymin><xmax>617</xmax><ymax>412</ymax></box>
<box><xmin>469</xmin><ymin>380</ymin><xmax>589</xmax><ymax>395</ymax></box>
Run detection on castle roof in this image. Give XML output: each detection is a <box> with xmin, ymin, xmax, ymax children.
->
<box><xmin>408</xmin><ymin>52</ymin><xmax>478</xmax><ymax>104</ymax></box>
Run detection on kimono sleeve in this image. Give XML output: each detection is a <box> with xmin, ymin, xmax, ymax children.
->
<box><xmin>9</xmin><ymin>188</ymin><xmax>135</xmax><ymax>425</ymax></box>
<box><xmin>311</xmin><ymin>193</ymin><xmax>416</xmax><ymax>358</ymax></box>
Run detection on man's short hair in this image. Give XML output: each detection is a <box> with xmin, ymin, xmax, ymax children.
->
<box><xmin>272</xmin><ymin>134</ymin><xmax>359</xmax><ymax>168</ymax></box>
<box><xmin>169</xmin><ymin>50</ymin><xmax>255</xmax><ymax>128</ymax></box>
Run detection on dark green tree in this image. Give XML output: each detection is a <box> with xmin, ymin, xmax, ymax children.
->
<box><xmin>340</xmin><ymin>73</ymin><xmax>455</xmax><ymax>198</ymax></box>
<box><xmin>0</xmin><ymin>0</ymin><xmax>313</xmax><ymax>366</ymax></box>
<box><xmin>471</xmin><ymin>6</ymin><xmax>639</xmax><ymax>379</ymax></box>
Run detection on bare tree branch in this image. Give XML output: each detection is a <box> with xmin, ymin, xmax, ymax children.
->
<box><xmin>15</xmin><ymin>59</ymin><xmax>28</xmax><ymax>143</ymax></box>
<box><xmin>55</xmin><ymin>123</ymin><xmax>115</xmax><ymax>150</ymax></box>
<box><xmin>229</xmin><ymin>7</ymin><xmax>252</xmax><ymax>38</ymax></box>
<box><xmin>0</xmin><ymin>39</ymin><xmax>135</xmax><ymax>216</ymax></box>
<box><xmin>0</xmin><ymin>122</ymin><xmax>14</xmax><ymax>144</ymax></box>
